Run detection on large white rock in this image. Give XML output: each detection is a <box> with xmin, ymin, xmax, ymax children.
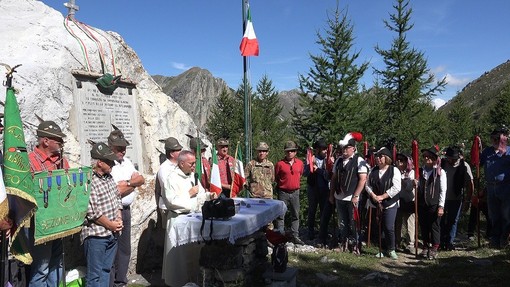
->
<box><xmin>0</xmin><ymin>0</ymin><xmax>205</xmax><ymax>274</ymax></box>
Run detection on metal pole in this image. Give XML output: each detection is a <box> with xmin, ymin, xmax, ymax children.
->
<box><xmin>242</xmin><ymin>0</ymin><xmax>251</xmax><ymax>164</ymax></box>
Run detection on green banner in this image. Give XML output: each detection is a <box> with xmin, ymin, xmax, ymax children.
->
<box><xmin>32</xmin><ymin>167</ymin><xmax>92</xmax><ymax>245</ymax></box>
<box><xmin>3</xmin><ymin>86</ymin><xmax>37</xmax><ymax>264</ymax></box>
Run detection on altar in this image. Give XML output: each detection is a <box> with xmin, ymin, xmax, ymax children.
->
<box><xmin>166</xmin><ymin>198</ymin><xmax>287</xmax><ymax>286</ymax></box>
<box><xmin>169</xmin><ymin>198</ymin><xmax>287</xmax><ymax>246</ymax></box>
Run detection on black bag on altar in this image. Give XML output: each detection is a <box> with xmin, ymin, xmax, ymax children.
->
<box><xmin>202</xmin><ymin>194</ymin><xmax>235</xmax><ymax>220</ymax></box>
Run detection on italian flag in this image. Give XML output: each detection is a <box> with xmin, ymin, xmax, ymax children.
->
<box><xmin>230</xmin><ymin>144</ymin><xmax>246</xmax><ymax>198</ymax></box>
<box><xmin>210</xmin><ymin>145</ymin><xmax>222</xmax><ymax>195</ymax></box>
<box><xmin>239</xmin><ymin>5</ymin><xmax>259</xmax><ymax>57</ymax></box>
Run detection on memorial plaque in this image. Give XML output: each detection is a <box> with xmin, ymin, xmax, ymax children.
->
<box><xmin>69</xmin><ymin>73</ymin><xmax>144</xmax><ymax>172</ymax></box>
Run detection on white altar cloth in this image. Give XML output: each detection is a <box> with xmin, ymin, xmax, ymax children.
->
<box><xmin>169</xmin><ymin>198</ymin><xmax>287</xmax><ymax>247</ymax></box>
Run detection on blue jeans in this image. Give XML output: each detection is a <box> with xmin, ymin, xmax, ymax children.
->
<box><xmin>84</xmin><ymin>235</ymin><xmax>118</xmax><ymax>287</ymax></box>
<box><xmin>381</xmin><ymin>205</ymin><xmax>398</xmax><ymax>251</ymax></box>
<box><xmin>29</xmin><ymin>239</ymin><xmax>63</xmax><ymax>287</ymax></box>
<box><xmin>440</xmin><ymin>200</ymin><xmax>462</xmax><ymax>246</ymax></box>
<box><xmin>487</xmin><ymin>184</ymin><xmax>510</xmax><ymax>247</ymax></box>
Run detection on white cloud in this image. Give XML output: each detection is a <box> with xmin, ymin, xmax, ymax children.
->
<box><xmin>445</xmin><ymin>73</ymin><xmax>471</xmax><ymax>87</ymax></box>
<box><xmin>171</xmin><ymin>62</ymin><xmax>192</xmax><ymax>71</ymax></box>
<box><xmin>433</xmin><ymin>98</ymin><xmax>446</xmax><ymax>109</ymax></box>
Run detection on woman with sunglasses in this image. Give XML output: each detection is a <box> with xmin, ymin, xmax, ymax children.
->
<box><xmin>365</xmin><ymin>147</ymin><xmax>401</xmax><ymax>260</ymax></box>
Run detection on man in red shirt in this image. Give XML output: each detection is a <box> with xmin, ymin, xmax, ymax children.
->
<box><xmin>216</xmin><ymin>138</ymin><xmax>235</xmax><ymax>197</ymax></box>
<box><xmin>275</xmin><ymin>140</ymin><xmax>305</xmax><ymax>244</ymax></box>
<box><xmin>27</xmin><ymin>120</ymin><xmax>69</xmax><ymax>286</ymax></box>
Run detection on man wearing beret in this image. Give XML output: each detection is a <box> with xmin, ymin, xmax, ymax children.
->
<box><xmin>108</xmin><ymin>126</ymin><xmax>145</xmax><ymax>287</ymax></box>
<box><xmin>81</xmin><ymin>142</ymin><xmax>123</xmax><ymax>286</ymax></box>
<box><xmin>216</xmin><ymin>138</ymin><xmax>235</xmax><ymax>197</ymax></box>
<box><xmin>244</xmin><ymin>142</ymin><xmax>274</xmax><ymax>199</ymax></box>
<box><xmin>190</xmin><ymin>137</ymin><xmax>211</xmax><ymax>191</ymax></box>
<box><xmin>480</xmin><ymin>126</ymin><xmax>510</xmax><ymax>249</ymax></box>
<box><xmin>27</xmin><ymin>120</ymin><xmax>69</xmax><ymax>286</ymax></box>
<box><xmin>155</xmin><ymin>137</ymin><xmax>182</xmax><ymax>229</ymax></box>
<box><xmin>275</xmin><ymin>140</ymin><xmax>305</xmax><ymax>244</ymax></box>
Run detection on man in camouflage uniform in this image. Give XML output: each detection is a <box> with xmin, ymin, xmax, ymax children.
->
<box><xmin>244</xmin><ymin>142</ymin><xmax>274</xmax><ymax>199</ymax></box>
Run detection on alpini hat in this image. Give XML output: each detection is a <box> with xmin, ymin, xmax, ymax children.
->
<box><xmin>255</xmin><ymin>142</ymin><xmax>270</xmax><ymax>151</ymax></box>
<box><xmin>339</xmin><ymin>132</ymin><xmax>363</xmax><ymax>148</ymax></box>
<box><xmin>190</xmin><ymin>137</ymin><xmax>208</xmax><ymax>150</ymax></box>
<box><xmin>159</xmin><ymin>137</ymin><xmax>183</xmax><ymax>151</ymax></box>
<box><xmin>36</xmin><ymin>121</ymin><xmax>66</xmax><ymax>139</ymax></box>
<box><xmin>217</xmin><ymin>138</ymin><xmax>230</xmax><ymax>146</ymax></box>
<box><xmin>283</xmin><ymin>140</ymin><xmax>298</xmax><ymax>151</ymax></box>
<box><xmin>90</xmin><ymin>142</ymin><xmax>117</xmax><ymax>162</ymax></box>
<box><xmin>108</xmin><ymin>124</ymin><xmax>130</xmax><ymax>147</ymax></box>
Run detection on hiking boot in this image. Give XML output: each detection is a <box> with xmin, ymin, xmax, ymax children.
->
<box><xmin>419</xmin><ymin>248</ymin><xmax>429</xmax><ymax>258</ymax></box>
<box><xmin>447</xmin><ymin>243</ymin><xmax>456</xmax><ymax>251</ymax></box>
<box><xmin>352</xmin><ymin>245</ymin><xmax>361</xmax><ymax>256</ymax></box>
<box><xmin>315</xmin><ymin>239</ymin><xmax>328</xmax><ymax>249</ymax></box>
<box><xmin>293</xmin><ymin>237</ymin><xmax>305</xmax><ymax>245</ymax></box>
<box><xmin>428</xmin><ymin>248</ymin><xmax>438</xmax><ymax>260</ymax></box>
<box><xmin>389</xmin><ymin>250</ymin><xmax>398</xmax><ymax>260</ymax></box>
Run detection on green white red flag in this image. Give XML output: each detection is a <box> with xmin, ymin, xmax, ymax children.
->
<box><xmin>230</xmin><ymin>144</ymin><xmax>245</xmax><ymax>197</ymax></box>
<box><xmin>239</xmin><ymin>5</ymin><xmax>259</xmax><ymax>57</ymax></box>
<box><xmin>210</xmin><ymin>144</ymin><xmax>222</xmax><ymax>195</ymax></box>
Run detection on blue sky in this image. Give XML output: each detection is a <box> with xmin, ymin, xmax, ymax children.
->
<box><xmin>43</xmin><ymin>0</ymin><xmax>510</xmax><ymax>106</ymax></box>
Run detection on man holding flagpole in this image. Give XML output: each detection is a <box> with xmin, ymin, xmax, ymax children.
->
<box><xmin>216</xmin><ymin>139</ymin><xmax>235</xmax><ymax>198</ymax></box>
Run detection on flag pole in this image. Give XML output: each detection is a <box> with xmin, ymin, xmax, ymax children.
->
<box><xmin>242</xmin><ymin>0</ymin><xmax>251</xmax><ymax>165</ymax></box>
<box><xmin>230</xmin><ymin>141</ymin><xmax>240</xmax><ymax>198</ymax></box>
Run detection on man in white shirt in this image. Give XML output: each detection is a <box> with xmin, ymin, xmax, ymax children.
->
<box><xmin>329</xmin><ymin>136</ymin><xmax>368</xmax><ymax>253</ymax></box>
<box><xmin>162</xmin><ymin>150</ymin><xmax>214</xmax><ymax>286</ymax></box>
<box><xmin>108</xmin><ymin>126</ymin><xmax>145</xmax><ymax>287</ymax></box>
<box><xmin>155</xmin><ymin>137</ymin><xmax>182</xmax><ymax>228</ymax></box>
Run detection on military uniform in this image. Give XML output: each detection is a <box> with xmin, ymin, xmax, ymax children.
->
<box><xmin>245</xmin><ymin>158</ymin><xmax>274</xmax><ymax>199</ymax></box>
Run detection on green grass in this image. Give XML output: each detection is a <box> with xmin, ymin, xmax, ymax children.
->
<box><xmin>287</xmin><ymin>244</ymin><xmax>510</xmax><ymax>287</ymax></box>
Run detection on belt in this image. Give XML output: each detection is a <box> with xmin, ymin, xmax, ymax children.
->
<box><xmin>279</xmin><ymin>188</ymin><xmax>299</xmax><ymax>193</ymax></box>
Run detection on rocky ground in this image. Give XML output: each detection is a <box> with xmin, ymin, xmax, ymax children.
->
<box><xmin>127</xmin><ymin>230</ymin><xmax>502</xmax><ymax>287</ymax></box>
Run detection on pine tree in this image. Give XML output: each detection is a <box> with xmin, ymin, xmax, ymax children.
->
<box><xmin>291</xmin><ymin>5</ymin><xmax>369</xmax><ymax>147</ymax></box>
<box><xmin>489</xmin><ymin>81</ymin><xmax>510</xmax><ymax>130</ymax></box>
<box><xmin>251</xmin><ymin>75</ymin><xmax>289</xmax><ymax>164</ymax></box>
<box><xmin>206</xmin><ymin>88</ymin><xmax>244</xmax><ymax>142</ymax></box>
<box><xmin>373</xmin><ymin>0</ymin><xmax>447</xmax><ymax>148</ymax></box>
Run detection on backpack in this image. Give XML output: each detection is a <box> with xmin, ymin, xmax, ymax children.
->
<box><xmin>271</xmin><ymin>243</ymin><xmax>288</xmax><ymax>273</ymax></box>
